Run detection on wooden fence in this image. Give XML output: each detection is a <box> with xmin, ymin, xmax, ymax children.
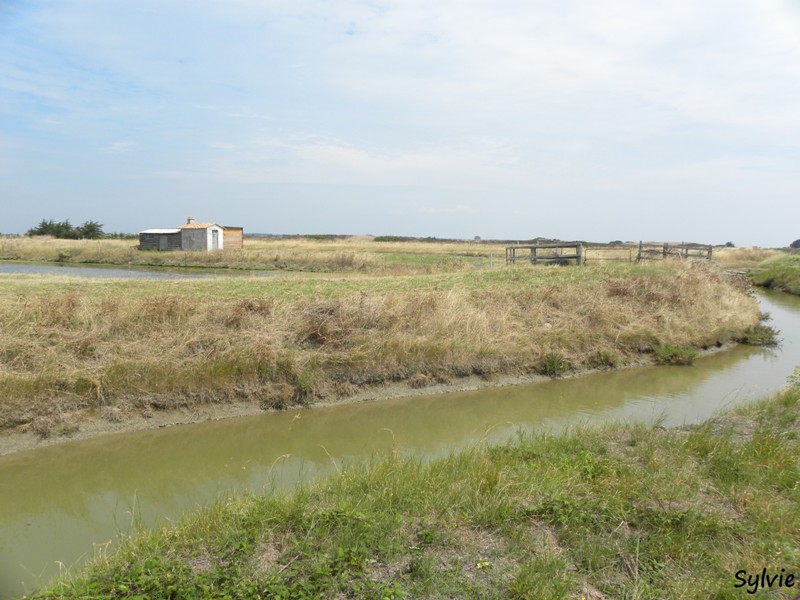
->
<box><xmin>505</xmin><ymin>242</ymin><xmax>584</xmax><ymax>266</ymax></box>
<box><xmin>636</xmin><ymin>242</ymin><xmax>713</xmax><ymax>262</ymax></box>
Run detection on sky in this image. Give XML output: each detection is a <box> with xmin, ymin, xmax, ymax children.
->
<box><xmin>1</xmin><ymin>0</ymin><xmax>798</xmax><ymax>246</ymax></box>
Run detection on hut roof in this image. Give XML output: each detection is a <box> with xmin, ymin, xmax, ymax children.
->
<box><xmin>178</xmin><ymin>222</ymin><xmax>219</xmax><ymax>229</ymax></box>
<box><xmin>140</xmin><ymin>228</ymin><xmax>181</xmax><ymax>234</ymax></box>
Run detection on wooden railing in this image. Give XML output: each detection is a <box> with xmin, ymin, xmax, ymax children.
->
<box><xmin>505</xmin><ymin>242</ymin><xmax>584</xmax><ymax>266</ymax></box>
<box><xmin>636</xmin><ymin>242</ymin><xmax>712</xmax><ymax>262</ymax></box>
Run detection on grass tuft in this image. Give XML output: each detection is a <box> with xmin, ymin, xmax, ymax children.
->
<box><xmin>654</xmin><ymin>345</ymin><xmax>699</xmax><ymax>365</ymax></box>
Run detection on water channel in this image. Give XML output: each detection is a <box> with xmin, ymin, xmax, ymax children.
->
<box><xmin>1</xmin><ymin>290</ymin><xmax>799</xmax><ymax>598</ymax></box>
<box><xmin>0</xmin><ymin>262</ymin><xmax>274</xmax><ymax>279</ymax></box>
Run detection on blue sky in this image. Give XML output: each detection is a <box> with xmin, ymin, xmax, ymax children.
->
<box><xmin>1</xmin><ymin>0</ymin><xmax>798</xmax><ymax>245</ymax></box>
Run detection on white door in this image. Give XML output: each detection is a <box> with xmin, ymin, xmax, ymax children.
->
<box><xmin>211</xmin><ymin>229</ymin><xmax>219</xmax><ymax>250</ymax></box>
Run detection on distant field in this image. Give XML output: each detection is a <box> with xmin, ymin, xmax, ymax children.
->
<box><xmin>0</xmin><ymin>235</ymin><xmax>787</xmax><ymax>274</ymax></box>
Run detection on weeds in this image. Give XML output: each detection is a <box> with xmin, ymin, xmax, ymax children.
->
<box><xmin>739</xmin><ymin>323</ymin><xmax>780</xmax><ymax>346</ymax></box>
<box><xmin>539</xmin><ymin>352</ymin><xmax>570</xmax><ymax>377</ymax></box>
<box><xmin>654</xmin><ymin>345</ymin><xmax>699</xmax><ymax>365</ymax></box>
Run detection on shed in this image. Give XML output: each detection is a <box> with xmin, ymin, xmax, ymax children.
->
<box><xmin>138</xmin><ymin>229</ymin><xmax>182</xmax><ymax>251</ymax></box>
<box><xmin>178</xmin><ymin>218</ymin><xmax>224</xmax><ymax>251</ymax></box>
<box><xmin>222</xmin><ymin>226</ymin><xmax>244</xmax><ymax>249</ymax></box>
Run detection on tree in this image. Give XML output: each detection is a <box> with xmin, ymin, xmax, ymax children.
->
<box><xmin>791</xmin><ymin>239</ymin><xmax>800</xmax><ymax>249</ymax></box>
<box><xmin>76</xmin><ymin>220</ymin><xmax>105</xmax><ymax>239</ymax></box>
<box><xmin>725</xmin><ymin>241</ymin><xmax>735</xmax><ymax>247</ymax></box>
<box><xmin>26</xmin><ymin>218</ymin><xmax>104</xmax><ymax>239</ymax></box>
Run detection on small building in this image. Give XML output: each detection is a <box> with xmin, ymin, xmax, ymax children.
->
<box><xmin>138</xmin><ymin>217</ymin><xmax>243</xmax><ymax>251</ymax></box>
<box><xmin>138</xmin><ymin>229</ymin><xmax>183</xmax><ymax>251</ymax></box>
<box><xmin>178</xmin><ymin>218</ymin><xmax>225</xmax><ymax>251</ymax></box>
<box><xmin>222</xmin><ymin>226</ymin><xmax>244</xmax><ymax>249</ymax></box>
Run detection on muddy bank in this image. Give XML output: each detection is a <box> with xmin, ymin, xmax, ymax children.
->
<box><xmin>0</xmin><ymin>347</ymin><xmax>729</xmax><ymax>457</ymax></box>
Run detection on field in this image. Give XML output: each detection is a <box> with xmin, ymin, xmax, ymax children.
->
<box><xmin>32</xmin><ymin>376</ymin><xmax>800</xmax><ymax>599</ymax></box>
<box><xmin>0</xmin><ymin>235</ymin><xmax>765</xmax><ymax>441</ymax></box>
<box><xmin>1</xmin><ymin>235</ymin><xmax>785</xmax><ymax>274</ymax></box>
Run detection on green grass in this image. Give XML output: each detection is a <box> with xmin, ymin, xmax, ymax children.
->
<box><xmin>751</xmin><ymin>254</ymin><xmax>800</xmax><ymax>296</ymax></box>
<box><xmin>654</xmin><ymin>345</ymin><xmax>700</xmax><ymax>365</ymax></box>
<box><xmin>32</xmin><ymin>381</ymin><xmax>800</xmax><ymax>599</ymax></box>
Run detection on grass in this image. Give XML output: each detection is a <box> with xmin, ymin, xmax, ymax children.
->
<box><xmin>0</xmin><ymin>260</ymin><xmax>761</xmax><ymax>437</ymax></box>
<box><xmin>653</xmin><ymin>345</ymin><xmax>700</xmax><ymax>365</ymax></box>
<box><xmin>751</xmin><ymin>254</ymin><xmax>800</xmax><ymax>296</ymax></box>
<box><xmin>31</xmin><ymin>379</ymin><xmax>800</xmax><ymax>599</ymax></box>
<box><xmin>712</xmin><ymin>247</ymin><xmax>788</xmax><ymax>270</ymax></box>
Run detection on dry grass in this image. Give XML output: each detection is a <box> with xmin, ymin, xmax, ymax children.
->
<box><xmin>0</xmin><ymin>261</ymin><xmax>759</xmax><ymax>435</ymax></box>
<box><xmin>713</xmin><ymin>246</ymin><xmax>788</xmax><ymax>269</ymax></box>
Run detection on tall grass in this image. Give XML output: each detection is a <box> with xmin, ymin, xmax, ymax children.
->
<box><xmin>0</xmin><ymin>261</ymin><xmax>759</xmax><ymax>435</ymax></box>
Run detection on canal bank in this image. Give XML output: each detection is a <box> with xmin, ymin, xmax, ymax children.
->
<box><xmin>0</xmin><ymin>262</ymin><xmax>762</xmax><ymax>447</ymax></box>
<box><xmin>1</xmin><ymin>289</ymin><xmax>798</xmax><ymax>598</ymax></box>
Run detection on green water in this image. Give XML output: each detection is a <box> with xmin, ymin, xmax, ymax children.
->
<box><xmin>1</xmin><ymin>290</ymin><xmax>798</xmax><ymax>598</ymax></box>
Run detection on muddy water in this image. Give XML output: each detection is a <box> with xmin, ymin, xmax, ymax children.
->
<box><xmin>1</xmin><ymin>290</ymin><xmax>798</xmax><ymax>598</ymax></box>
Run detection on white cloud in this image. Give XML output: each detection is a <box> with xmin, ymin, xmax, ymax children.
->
<box><xmin>103</xmin><ymin>141</ymin><xmax>136</xmax><ymax>154</ymax></box>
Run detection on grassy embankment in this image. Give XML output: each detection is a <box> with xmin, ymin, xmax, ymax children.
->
<box><xmin>0</xmin><ymin>260</ymin><xmax>761</xmax><ymax>439</ymax></box>
<box><xmin>751</xmin><ymin>254</ymin><xmax>800</xmax><ymax>296</ymax></box>
<box><xmin>32</xmin><ymin>377</ymin><xmax>800</xmax><ymax>599</ymax></box>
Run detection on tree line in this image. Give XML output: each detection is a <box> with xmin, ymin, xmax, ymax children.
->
<box><xmin>26</xmin><ymin>219</ymin><xmax>105</xmax><ymax>239</ymax></box>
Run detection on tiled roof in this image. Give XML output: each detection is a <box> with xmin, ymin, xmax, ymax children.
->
<box><xmin>178</xmin><ymin>222</ymin><xmax>218</xmax><ymax>229</ymax></box>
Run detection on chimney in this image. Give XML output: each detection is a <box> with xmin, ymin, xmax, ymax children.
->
<box><xmin>187</xmin><ymin>216</ymin><xmax>195</xmax><ymax>224</ymax></box>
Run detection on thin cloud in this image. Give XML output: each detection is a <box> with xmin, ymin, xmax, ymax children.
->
<box><xmin>103</xmin><ymin>141</ymin><xmax>136</xmax><ymax>153</ymax></box>
<box><xmin>419</xmin><ymin>205</ymin><xmax>476</xmax><ymax>215</ymax></box>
